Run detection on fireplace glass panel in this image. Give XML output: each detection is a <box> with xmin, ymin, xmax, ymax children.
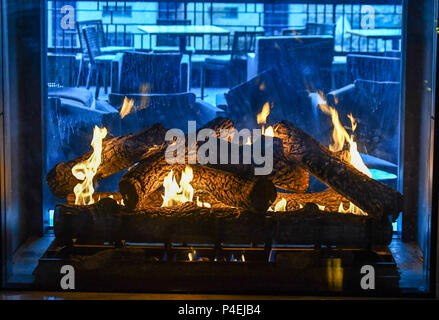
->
<box><xmin>0</xmin><ymin>0</ymin><xmax>437</xmax><ymax>296</ymax></box>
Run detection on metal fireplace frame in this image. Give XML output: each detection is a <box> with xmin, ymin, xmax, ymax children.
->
<box><xmin>0</xmin><ymin>0</ymin><xmax>438</xmax><ymax>296</ymax></box>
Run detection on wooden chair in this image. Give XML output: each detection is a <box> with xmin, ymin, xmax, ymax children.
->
<box><xmin>76</xmin><ymin>20</ymin><xmax>132</xmax><ymax>87</ymax></box>
<box><xmin>200</xmin><ymin>31</ymin><xmax>264</xmax><ymax>99</ymax></box>
<box><xmin>82</xmin><ymin>26</ymin><xmax>116</xmax><ymax>99</ymax></box>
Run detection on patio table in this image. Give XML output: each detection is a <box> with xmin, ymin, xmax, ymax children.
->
<box><xmin>137</xmin><ymin>25</ymin><xmax>231</xmax><ymax>53</ymax></box>
<box><xmin>347</xmin><ymin>28</ymin><xmax>402</xmax><ymax>51</ymax></box>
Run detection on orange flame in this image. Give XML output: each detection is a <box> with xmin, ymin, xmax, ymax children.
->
<box><xmin>71</xmin><ymin>126</ymin><xmax>107</xmax><ymax>205</ymax></box>
<box><xmin>256</xmin><ymin>103</ymin><xmax>276</xmax><ymax>137</ymax></box>
<box><xmin>317</xmin><ymin>93</ymin><xmax>371</xmax><ymax>177</ymax></box>
<box><xmin>265</xmin><ymin>126</ymin><xmax>274</xmax><ymax>137</ymax></box>
<box><xmin>274</xmin><ymin>198</ymin><xmax>287</xmax><ymax>212</ymax></box>
<box><xmin>120</xmin><ymin>96</ymin><xmax>135</xmax><ymax>119</ymax></box>
<box><xmin>257</xmin><ymin>102</ymin><xmax>270</xmax><ymax>125</ymax></box>
<box><xmin>338</xmin><ymin>202</ymin><xmax>366</xmax><ymax>215</ymax></box>
<box><xmin>161</xmin><ymin>166</ymin><xmax>211</xmax><ymax>208</ymax></box>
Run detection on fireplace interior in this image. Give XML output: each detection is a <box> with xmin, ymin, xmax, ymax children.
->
<box><xmin>0</xmin><ymin>0</ymin><xmax>437</xmax><ymax>297</ymax></box>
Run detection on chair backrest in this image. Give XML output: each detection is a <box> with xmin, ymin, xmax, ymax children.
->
<box><xmin>76</xmin><ymin>20</ymin><xmax>106</xmax><ymax>55</ymax></box>
<box><xmin>82</xmin><ymin>26</ymin><xmax>102</xmax><ymax>63</ymax></box>
<box><xmin>346</xmin><ymin>54</ymin><xmax>401</xmax><ymax>83</ymax></box>
<box><xmin>111</xmin><ymin>51</ymin><xmax>184</xmax><ymax>95</ymax></box>
<box><xmin>225</xmin><ymin>69</ymin><xmax>314</xmax><ymax>131</ymax></box>
<box><xmin>156</xmin><ymin>19</ymin><xmax>191</xmax><ymax>47</ymax></box>
<box><xmin>305</xmin><ymin>23</ymin><xmax>336</xmax><ymax>36</ymax></box>
<box><xmin>231</xmin><ymin>31</ymin><xmax>264</xmax><ymax>60</ymax></box>
<box><xmin>105</xmin><ymin>92</ymin><xmax>198</xmax><ymax>135</ymax></box>
<box><xmin>255</xmin><ymin>35</ymin><xmax>335</xmax><ymax>93</ymax></box>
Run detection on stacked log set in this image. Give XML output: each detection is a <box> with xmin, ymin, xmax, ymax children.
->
<box><xmin>54</xmin><ymin>198</ymin><xmax>393</xmax><ymax>246</ymax></box>
<box><xmin>46</xmin><ymin>117</ymin><xmax>403</xmax><ymax>247</ymax></box>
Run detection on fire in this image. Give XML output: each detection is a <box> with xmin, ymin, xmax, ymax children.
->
<box><xmin>274</xmin><ymin>198</ymin><xmax>287</xmax><ymax>212</ymax></box>
<box><xmin>257</xmin><ymin>102</ymin><xmax>273</xmax><ymax>135</ymax></box>
<box><xmin>338</xmin><ymin>202</ymin><xmax>366</xmax><ymax>215</ymax></box>
<box><xmin>161</xmin><ymin>166</ymin><xmax>211</xmax><ymax>208</ymax></box>
<box><xmin>257</xmin><ymin>102</ymin><xmax>270</xmax><ymax>125</ymax></box>
<box><xmin>196</xmin><ymin>196</ymin><xmax>211</xmax><ymax>208</ymax></box>
<box><xmin>71</xmin><ymin>126</ymin><xmax>108</xmax><ymax>205</ymax></box>
<box><xmin>318</xmin><ymin>93</ymin><xmax>371</xmax><ymax>177</ymax></box>
<box><xmin>161</xmin><ymin>167</ymin><xmax>193</xmax><ymax>207</ymax></box>
<box><xmin>120</xmin><ymin>96</ymin><xmax>135</xmax><ymax>119</ymax></box>
<box><xmin>264</xmin><ymin>126</ymin><xmax>274</xmax><ymax>137</ymax></box>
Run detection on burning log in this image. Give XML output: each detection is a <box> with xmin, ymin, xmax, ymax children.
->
<box><xmin>118</xmin><ymin>151</ymin><xmax>171</xmax><ymax>210</ymax></box>
<box><xmin>274</xmin><ymin>189</ymin><xmax>351</xmax><ymax>212</ymax></box>
<box><xmin>66</xmin><ymin>192</ymin><xmax>123</xmax><ymax>205</ymax></box>
<box><xmin>119</xmin><ymin>163</ymin><xmax>277</xmax><ymax>212</ymax></box>
<box><xmin>188</xmin><ymin>165</ymin><xmax>277</xmax><ymax>212</ymax></box>
<box><xmin>207</xmin><ymin>136</ymin><xmax>309</xmax><ymax>193</ymax></box>
<box><xmin>275</xmin><ymin>121</ymin><xmax>403</xmax><ymax>220</ymax></box>
<box><xmin>46</xmin><ymin>123</ymin><xmax>168</xmax><ymax>198</ymax></box>
<box><xmin>54</xmin><ymin>198</ymin><xmax>392</xmax><ymax>246</ymax></box>
<box><xmin>142</xmin><ymin>189</ymin><xmax>226</xmax><ymax>208</ymax></box>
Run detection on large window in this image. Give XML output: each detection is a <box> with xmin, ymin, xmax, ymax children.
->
<box><xmin>1</xmin><ymin>0</ymin><xmax>437</xmax><ymax>297</ymax></box>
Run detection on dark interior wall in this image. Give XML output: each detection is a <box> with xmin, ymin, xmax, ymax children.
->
<box><xmin>402</xmin><ymin>0</ymin><xmax>437</xmax><ymax>271</ymax></box>
<box><xmin>1</xmin><ymin>0</ymin><xmax>42</xmax><ymax>274</ymax></box>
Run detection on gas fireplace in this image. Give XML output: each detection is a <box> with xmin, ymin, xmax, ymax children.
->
<box><xmin>0</xmin><ymin>0</ymin><xmax>438</xmax><ymax>297</ymax></box>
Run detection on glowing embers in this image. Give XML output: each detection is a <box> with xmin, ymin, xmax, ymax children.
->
<box><xmin>71</xmin><ymin>126</ymin><xmax>107</xmax><ymax>205</ymax></box>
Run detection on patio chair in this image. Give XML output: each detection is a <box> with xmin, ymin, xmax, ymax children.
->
<box><xmin>200</xmin><ymin>30</ymin><xmax>264</xmax><ymax>99</ymax></box>
<box><xmin>346</xmin><ymin>54</ymin><xmax>401</xmax><ymax>83</ymax></box>
<box><xmin>104</xmin><ymin>92</ymin><xmax>201</xmax><ymax>134</ymax></box>
<box><xmin>224</xmin><ymin>69</ymin><xmax>316</xmax><ymax>133</ymax></box>
<box><xmin>153</xmin><ymin>19</ymin><xmax>195</xmax><ymax>53</ymax></box>
<box><xmin>110</xmin><ymin>51</ymin><xmax>188</xmax><ymax>95</ymax></box>
<box><xmin>76</xmin><ymin>20</ymin><xmax>132</xmax><ymax>87</ymax></box>
<box><xmin>247</xmin><ymin>35</ymin><xmax>335</xmax><ymax>93</ymax></box>
<box><xmin>107</xmin><ymin>51</ymin><xmax>220</xmax><ymax>133</ymax></box>
<box><xmin>82</xmin><ymin>26</ymin><xmax>117</xmax><ymax>99</ymax></box>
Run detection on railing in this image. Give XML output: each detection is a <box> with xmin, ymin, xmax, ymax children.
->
<box><xmin>47</xmin><ymin>0</ymin><xmax>402</xmax><ymax>54</ymax></box>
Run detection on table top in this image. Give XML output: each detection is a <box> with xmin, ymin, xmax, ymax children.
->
<box><xmin>348</xmin><ymin>28</ymin><xmax>401</xmax><ymax>38</ymax></box>
<box><xmin>138</xmin><ymin>25</ymin><xmax>230</xmax><ymax>35</ymax></box>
